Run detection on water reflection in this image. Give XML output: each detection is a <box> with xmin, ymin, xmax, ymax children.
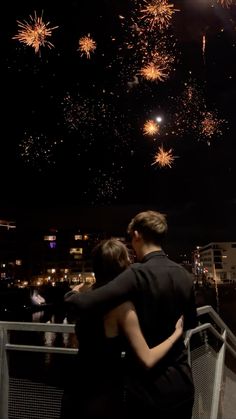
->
<box><xmin>44</xmin><ymin>318</ymin><xmax>56</xmax><ymax>347</ymax></box>
<box><xmin>31</xmin><ymin>310</ymin><xmax>77</xmax><ymax>349</ymax></box>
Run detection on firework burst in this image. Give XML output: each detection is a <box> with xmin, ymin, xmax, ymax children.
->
<box><xmin>217</xmin><ymin>0</ymin><xmax>233</xmax><ymax>7</ymax></box>
<box><xmin>114</xmin><ymin>0</ymin><xmax>177</xmax><ymax>89</ymax></box>
<box><xmin>19</xmin><ymin>133</ymin><xmax>63</xmax><ymax>170</ymax></box>
<box><xmin>200</xmin><ymin>111</ymin><xmax>224</xmax><ymax>144</ymax></box>
<box><xmin>82</xmin><ymin>166</ymin><xmax>125</xmax><ymax>205</ymax></box>
<box><xmin>143</xmin><ymin>120</ymin><xmax>160</xmax><ymax>135</ymax></box>
<box><xmin>140</xmin><ymin>62</ymin><xmax>168</xmax><ymax>81</ymax></box>
<box><xmin>152</xmin><ymin>145</ymin><xmax>175</xmax><ymax>168</ymax></box>
<box><xmin>78</xmin><ymin>34</ymin><xmax>96</xmax><ymax>58</ymax></box>
<box><xmin>13</xmin><ymin>11</ymin><xmax>58</xmax><ymax>54</ymax></box>
<box><xmin>140</xmin><ymin>0</ymin><xmax>178</xmax><ymax>31</ymax></box>
<box><xmin>169</xmin><ymin>81</ymin><xmax>206</xmax><ymax>136</ymax></box>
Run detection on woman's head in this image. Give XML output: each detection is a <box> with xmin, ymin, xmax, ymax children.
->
<box><xmin>92</xmin><ymin>238</ymin><xmax>130</xmax><ymax>287</ymax></box>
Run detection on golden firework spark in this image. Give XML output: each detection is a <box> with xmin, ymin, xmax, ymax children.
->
<box><xmin>140</xmin><ymin>62</ymin><xmax>168</xmax><ymax>81</ymax></box>
<box><xmin>143</xmin><ymin>120</ymin><xmax>160</xmax><ymax>135</ymax></box>
<box><xmin>202</xmin><ymin>34</ymin><xmax>206</xmax><ymax>64</ymax></box>
<box><xmin>13</xmin><ymin>11</ymin><xmax>58</xmax><ymax>54</ymax></box>
<box><xmin>140</xmin><ymin>0</ymin><xmax>178</xmax><ymax>31</ymax></box>
<box><xmin>201</xmin><ymin>111</ymin><xmax>222</xmax><ymax>139</ymax></box>
<box><xmin>217</xmin><ymin>0</ymin><xmax>233</xmax><ymax>7</ymax></box>
<box><xmin>78</xmin><ymin>34</ymin><xmax>96</xmax><ymax>58</ymax></box>
<box><xmin>152</xmin><ymin>145</ymin><xmax>175</xmax><ymax>168</ymax></box>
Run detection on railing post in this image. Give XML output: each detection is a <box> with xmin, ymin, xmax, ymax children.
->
<box><xmin>0</xmin><ymin>327</ymin><xmax>9</xmax><ymax>419</ymax></box>
<box><xmin>210</xmin><ymin>330</ymin><xmax>226</xmax><ymax>419</ymax></box>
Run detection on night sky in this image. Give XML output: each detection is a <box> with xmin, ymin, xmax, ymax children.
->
<box><xmin>1</xmin><ymin>0</ymin><xmax>236</xmax><ymax>249</ymax></box>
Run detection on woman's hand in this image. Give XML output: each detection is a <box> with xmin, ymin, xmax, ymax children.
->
<box><xmin>72</xmin><ymin>282</ymin><xmax>92</xmax><ymax>293</ymax></box>
<box><xmin>175</xmin><ymin>315</ymin><xmax>184</xmax><ymax>338</ymax></box>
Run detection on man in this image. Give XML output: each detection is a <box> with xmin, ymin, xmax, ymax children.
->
<box><xmin>65</xmin><ymin>210</ymin><xmax>197</xmax><ymax>418</ymax></box>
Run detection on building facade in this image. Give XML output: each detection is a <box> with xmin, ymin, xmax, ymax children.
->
<box><xmin>198</xmin><ymin>242</ymin><xmax>236</xmax><ymax>283</ymax></box>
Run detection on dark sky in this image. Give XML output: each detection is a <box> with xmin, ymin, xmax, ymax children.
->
<box><xmin>1</xmin><ymin>0</ymin><xmax>236</xmax><ymax>247</ymax></box>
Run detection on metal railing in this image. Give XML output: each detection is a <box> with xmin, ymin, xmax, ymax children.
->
<box><xmin>185</xmin><ymin>305</ymin><xmax>236</xmax><ymax>419</ymax></box>
<box><xmin>0</xmin><ymin>322</ymin><xmax>78</xmax><ymax>419</ymax></box>
<box><xmin>0</xmin><ymin>305</ymin><xmax>236</xmax><ymax>419</ymax></box>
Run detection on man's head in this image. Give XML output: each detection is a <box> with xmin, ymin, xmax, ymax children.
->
<box><xmin>127</xmin><ymin>210</ymin><xmax>167</xmax><ymax>259</ymax></box>
<box><xmin>92</xmin><ymin>238</ymin><xmax>130</xmax><ymax>287</ymax></box>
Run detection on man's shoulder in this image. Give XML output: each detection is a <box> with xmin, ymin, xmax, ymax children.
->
<box><xmin>167</xmin><ymin>257</ymin><xmax>191</xmax><ymax>272</ymax></box>
<box><xmin>130</xmin><ymin>262</ymin><xmax>142</xmax><ymax>270</ymax></box>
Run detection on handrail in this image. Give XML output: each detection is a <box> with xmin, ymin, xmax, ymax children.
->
<box><xmin>197</xmin><ymin>305</ymin><xmax>236</xmax><ymax>349</ymax></box>
<box><xmin>0</xmin><ymin>321</ymin><xmax>75</xmax><ymax>333</ymax></box>
<box><xmin>5</xmin><ymin>343</ymin><xmax>77</xmax><ymax>354</ymax></box>
<box><xmin>0</xmin><ymin>321</ymin><xmax>78</xmax><ymax>355</ymax></box>
<box><xmin>185</xmin><ymin>323</ymin><xmax>236</xmax><ymax>360</ymax></box>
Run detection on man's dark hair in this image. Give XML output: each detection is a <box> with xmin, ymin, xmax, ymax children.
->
<box><xmin>127</xmin><ymin>210</ymin><xmax>167</xmax><ymax>245</ymax></box>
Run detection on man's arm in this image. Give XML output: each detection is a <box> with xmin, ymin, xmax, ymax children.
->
<box><xmin>64</xmin><ymin>267</ymin><xmax>137</xmax><ymax>315</ymax></box>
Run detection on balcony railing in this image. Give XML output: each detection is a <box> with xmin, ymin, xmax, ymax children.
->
<box><xmin>0</xmin><ymin>305</ymin><xmax>235</xmax><ymax>419</ymax></box>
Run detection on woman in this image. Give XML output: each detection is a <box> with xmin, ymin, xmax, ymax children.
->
<box><xmin>62</xmin><ymin>239</ymin><xmax>183</xmax><ymax>418</ymax></box>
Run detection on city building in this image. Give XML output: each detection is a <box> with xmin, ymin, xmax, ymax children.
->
<box><xmin>196</xmin><ymin>242</ymin><xmax>236</xmax><ymax>284</ymax></box>
<box><xmin>0</xmin><ymin>219</ymin><xmax>22</xmax><ymax>286</ymax></box>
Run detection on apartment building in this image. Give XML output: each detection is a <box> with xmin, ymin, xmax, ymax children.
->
<box><xmin>198</xmin><ymin>242</ymin><xmax>236</xmax><ymax>283</ymax></box>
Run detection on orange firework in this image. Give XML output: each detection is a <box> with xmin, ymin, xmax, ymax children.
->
<box><xmin>201</xmin><ymin>111</ymin><xmax>223</xmax><ymax>139</ymax></box>
<box><xmin>143</xmin><ymin>120</ymin><xmax>160</xmax><ymax>135</ymax></box>
<box><xmin>78</xmin><ymin>34</ymin><xmax>96</xmax><ymax>58</ymax></box>
<box><xmin>140</xmin><ymin>62</ymin><xmax>168</xmax><ymax>81</ymax></box>
<box><xmin>217</xmin><ymin>0</ymin><xmax>233</xmax><ymax>7</ymax></box>
<box><xmin>13</xmin><ymin>11</ymin><xmax>58</xmax><ymax>54</ymax></box>
<box><xmin>152</xmin><ymin>145</ymin><xmax>175</xmax><ymax>167</ymax></box>
<box><xmin>202</xmin><ymin>34</ymin><xmax>206</xmax><ymax>64</ymax></box>
<box><xmin>140</xmin><ymin>0</ymin><xmax>178</xmax><ymax>31</ymax></box>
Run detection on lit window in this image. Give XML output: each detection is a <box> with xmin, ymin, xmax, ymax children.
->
<box><xmin>74</xmin><ymin>235</ymin><xmax>83</xmax><ymax>240</ymax></box>
<box><xmin>70</xmin><ymin>248</ymin><xmax>83</xmax><ymax>255</ymax></box>
<box><xmin>44</xmin><ymin>235</ymin><xmax>57</xmax><ymax>241</ymax></box>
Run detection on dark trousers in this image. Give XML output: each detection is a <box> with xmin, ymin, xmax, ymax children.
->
<box><xmin>126</xmin><ymin>397</ymin><xmax>194</xmax><ymax>419</ymax></box>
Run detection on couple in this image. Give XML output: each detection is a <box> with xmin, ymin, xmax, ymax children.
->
<box><xmin>64</xmin><ymin>210</ymin><xmax>197</xmax><ymax>418</ymax></box>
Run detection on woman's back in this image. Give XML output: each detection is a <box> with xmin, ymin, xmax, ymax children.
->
<box><xmin>74</xmin><ymin>314</ymin><xmax>126</xmax><ymax>419</ymax></box>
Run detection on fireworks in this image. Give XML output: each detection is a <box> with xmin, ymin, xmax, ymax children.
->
<box><xmin>217</xmin><ymin>0</ymin><xmax>233</xmax><ymax>7</ymax></box>
<box><xmin>92</xmin><ymin>173</ymin><xmax>124</xmax><ymax>204</ymax></box>
<box><xmin>140</xmin><ymin>62</ymin><xmax>168</xmax><ymax>81</ymax></box>
<box><xmin>82</xmin><ymin>167</ymin><xmax>125</xmax><ymax>205</ymax></box>
<box><xmin>202</xmin><ymin>34</ymin><xmax>206</xmax><ymax>64</ymax></box>
<box><xmin>62</xmin><ymin>93</ymin><xmax>96</xmax><ymax>133</ymax></box>
<box><xmin>114</xmin><ymin>0</ymin><xmax>177</xmax><ymax>90</ymax></box>
<box><xmin>143</xmin><ymin>120</ymin><xmax>160</xmax><ymax>135</ymax></box>
<box><xmin>152</xmin><ymin>145</ymin><xmax>175</xmax><ymax>168</ymax></box>
<box><xmin>13</xmin><ymin>11</ymin><xmax>58</xmax><ymax>54</ymax></box>
<box><xmin>140</xmin><ymin>0</ymin><xmax>178</xmax><ymax>31</ymax></box>
<box><xmin>170</xmin><ymin>81</ymin><xmax>206</xmax><ymax>135</ymax></box>
<box><xmin>19</xmin><ymin>133</ymin><xmax>63</xmax><ymax>170</ymax></box>
<box><xmin>78</xmin><ymin>34</ymin><xmax>96</xmax><ymax>58</ymax></box>
<box><xmin>200</xmin><ymin>111</ymin><xmax>224</xmax><ymax>144</ymax></box>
